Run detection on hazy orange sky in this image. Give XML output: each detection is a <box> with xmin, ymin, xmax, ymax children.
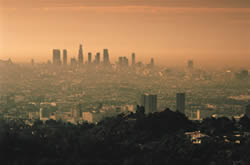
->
<box><xmin>1</xmin><ymin>0</ymin><xmax>250</xmax><ymax>67</ymax></box>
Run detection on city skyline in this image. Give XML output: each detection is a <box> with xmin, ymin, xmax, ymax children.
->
<box><xmin>43</xmin><ymin>44</ymin><xmax>159</xmax><ymax>67</ymax></box>
<box><xmin>1</xmin><ymin>1</ymin><xmax>250</xmax><ymax>67</ymax></box>
<box><xmin>1</xmin><ymin>1</ymin><xmax>250</xmax><ymax>164</ymax></box>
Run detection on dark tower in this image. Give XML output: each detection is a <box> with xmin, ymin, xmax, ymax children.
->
<box><xmin>63</xmin><ymin>49</ymin><xmax>67</xmax><ymax>65</ymax></box>
<box><xmin>176</xmin><ymin>93</ymin><xmax>185</xmax><ymax>114</ymax></box>
<box><xmin>150</xmin><ymin>58</ymin><xmax>154</xmax><ymax>67</ymax></box>
<box><xmin>118</xmin><ymin>56</ymin><xmax>128</xmax><ymax>67</ymax></box>
<box><xmin>132</xmin><ymin>53</ymin><xmax>135</xmax><ymax>66</ymax></box>
<box><xmin>78</xmin><ymin>44</ymin><xmax>83</xmax><ymax>65</ymax></box>
<box><xmin>95</xmin><ymin>52</ymin><xmax>100</xmax><ymax>64</ymax></box>
<box><xmin>53</xmin><ymin>49</ymin><xmax>61</xmax><ymax>65</ymax></box>
<box><xmin>88</xmin><ymin>52</ymin><xmax>92</xmax><ymax>64</ymax></box>
<box><xmin>103</xmin><ymin>49</ymin><xmax>110</xmax><ymax>65</ymax></box>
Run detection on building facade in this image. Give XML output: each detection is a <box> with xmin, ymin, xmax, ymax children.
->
<box><xmin>176</xmin><ymin>93</ymin><xmax>185</xmax><ymax>114</ymax></box>
<box><xmin>53</xmin><ymin>49</ymin><xmax>61</xmax><ymax>65</ymax></box>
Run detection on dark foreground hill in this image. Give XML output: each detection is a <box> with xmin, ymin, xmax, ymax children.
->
<box><xmin>1</xmin><ymin>108</ymin><xmax>250</xmax><ymax>165</ymax></box>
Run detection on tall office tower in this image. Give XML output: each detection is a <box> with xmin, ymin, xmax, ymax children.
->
<box><xmin>78</xmin><ymin>44</ymin><xmax>83</xmax><ymax>65</ymax></box>
<box><xmin>132</xmin><ymin>53</ymin><xmax>135</xmax><ymax>65</ymax></box>
<box><xmin>188</xmin><ymin>60</ymin><xmax>193</xmax><ymax>69</ymax></box>
<box><xmin>150</xmin><ymin>58</ymin><xmax>154</xmax><ymax>67</ymax></box>
<box><xmin>63</xmin><ymin>49</ymin><xmax>67</xmax><ymax>65</ymax></box>
<box><xmin>53</xmin><ymin>49</ymin><xmax>61</xmax><ymax>65</ymax></box>
<box><xmin>95</xmin><ymin>52</ymin><xmax>100</xmax><ymax>64</ymax></box>
<box><xmin>138</xmin><ymin>94</ymin><xmax>157</xmax><ymax>114</ymax></box>
<box><xmin>103</xmin><ymin>49</ymin><xmax>110</xmax><ymax>65</ymax></box>
<box><xmin>176</xmin><ymin>93</ymin><xmax>185</xmax><ymax>114</ymax></box>
<box><xmin>118</xmin><ymin>56</ymin><xmax>129</xmax><ymax>67</ymax></box>
<box><xmin>246</xmin><ymin>105</ymin><xmax>250</xmax><ymax>118</ymax></box>
<box><xmin>88</xmin><ymin>52</ymin><xmax>92</xmax><ymax>64</ymax></box>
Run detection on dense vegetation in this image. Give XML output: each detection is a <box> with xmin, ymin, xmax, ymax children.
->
<box><xmin>1</xmin><ymin>107</ymin><xmax>250</xmax><ymax>165</ymax></box>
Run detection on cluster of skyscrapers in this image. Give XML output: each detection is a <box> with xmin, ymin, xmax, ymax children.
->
<box><xmin>51</xmin><ymin>44</ymin><xmax>157</xmax><ymax>67</ymax></box>
<box><xmin>52</xmin><ymin>44</ymin><xmax>110</xmax><ymax>66</ymax></box>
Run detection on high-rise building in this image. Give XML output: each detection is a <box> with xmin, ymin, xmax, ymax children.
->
<box><xmin>78</xmin><ymin>44</ymin><xmax>83</xmax><ymax>65</ymax></box>
<box><xmin>188</xmin><ymin>60</ymin><xmax>193</xmax><ymax>69</ymax></box>
<box><xmin>138</xmin><ymin>93</ymin><xmax>157</xmax><ymax>114</ymax></box>
<box><xmin>94</xmin><ymin>52</ymin><xmax>100</xmax><ymax>64</ymax></box>
<box><xmin>176</xmin><ymin>93</ymin><xmax>185</xmax><ymax>114</ymax></box>
<box><xmin>88</xmin><ymin>52</ymin><xmax>92</xmax><ymax>64</ymax></box>
<box><xmin>246</xmin><ymin>105</ymin><xmax>250</xmax><ymax>118</ymax></box>
<box><xmin>63</xmin><ymin>49</ymin><xmax>67</xmax><ymax>65</ymax></box>
<box><xmin>150</xmin><ymin>58</ymin><xmax>154</xmax><ymax>67</ymax></box>
<box><xmin>103</xmin><ymin>49</ymin><xmax>110</xmax><ymax>65</ymax></box>
<box><xmin>53</xmin><ymin>49</ymin><xmax>61</xmax><ymax>65</ymax></box>
<box><xmin>118</xmin><ymin>56</ymin><xmax>128</xmax><ymax>67</ymax></box>
<box><xmin>132</xmin><ymin>53</ymin><xmax>135</xmax><ymax>66</ymax></box>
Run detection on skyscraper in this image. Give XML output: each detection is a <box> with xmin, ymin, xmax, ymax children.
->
<box><xmin>103</xmin><ymin>49</ymin><xmax>110</xmax><ymax>65</ymax></box>
<box><xmin>94</xmin><ymin>52</ymin><xmax>100</xmax><ymax>64</ymax></box>
<box><xmin>176</xmin><ymin>93</ymin><xmax>185</xmax><ymax>114</ymax></box>
<box><xmin>150</xmin><ymin>58</ymin><xmax>154</xmax><ymax>67</ymax></box>
<box><xmin>132</xmin><ymin>53</ymin><xmax>135</xmax><ymax>66</ymax></box>
<box><xmin>138</xmin><ymin>93</ymin><xmax>157</xmax><ymax>114</ymax></box>
<box><xmin>53</xmin><ymin>49</ymin><xmax>61</xmax><ymax>65</ymax></box>
<box><xmin>78</xmin><ymin>44</ymin><xmax>83</xmax><ymax>65</ymax></box>
<box><xmin>88</xmin><ymin>52</ymin><xmax>92</xmax><ymax>64</ymax></box>
<box><xmin>63</xmin><ymin>49</ymin><xmax>67</xmax><ymax>65</ymax></box>
<box><xmin>188</xmin><ymin>60</ymin><xmax>193</xmax><ymax>69</ymax></box>
<box><xmin>118</xmin><ymin>56</ymin><xmax>129</xmax><ymax>67</ymax></box>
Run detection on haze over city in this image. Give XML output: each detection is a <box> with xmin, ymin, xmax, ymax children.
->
<box><xmin>1</xmin><ymin>0</ymin><xmax>250</xmax><ymax>67</ymax></box>
<box><xmin>1</xmin><ymin>1</ymin><xmax>250</xmax><ymax>165</ymax></box>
